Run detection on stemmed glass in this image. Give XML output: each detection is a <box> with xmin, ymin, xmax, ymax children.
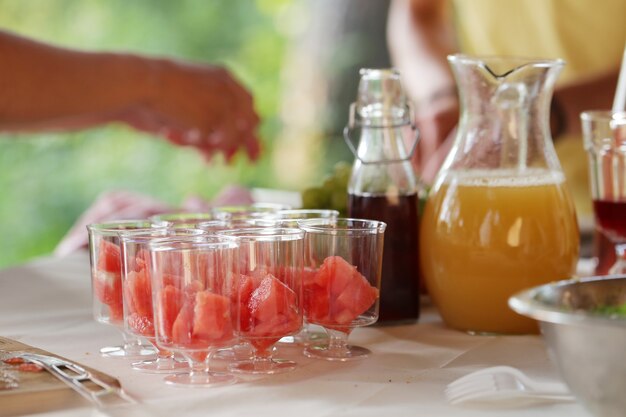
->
<box><xmin>218</xmin><ymin>227</ymin><xmax>304</xmax><ymax>375</ymax></box>
<box><xmin>86</xmin><ymin>220</ymin><xmax>161</xmax><ymax>359</ymax></box>
<box><xmin>264</xmin><ymin>209</ymin><xmax>339</xmax><ymax>346</ymax></box>
<box><xmin>119</xmin><ymin>228</ymin><xmax>206</xmax><ymax>373</ymax></box>
<box><xmin>298</xmin><ymin>218</ymin><xmax>386</xmax><ymax>361</ymax></box>
<box><xmin>195</xmin><ymin>218</ymin><xmax>275</xmax><ymax>364</ymax></box>
<box><xmin>582</xmin><ymin>111</ymin><xmax>626</xmax><ymax>274</ymax></box>
<box><xmin>149</xmin><ymin>236</ymin><xmax>240</xmax><ymax>387</ymax></box>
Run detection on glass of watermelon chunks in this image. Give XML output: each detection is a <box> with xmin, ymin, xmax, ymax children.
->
<box><xmin>119</xmin><ymin>228</ymin><xmax>208</xmax><ymax>374</ymax></box>
<box><xmin>149</xmin><ymin>236</ymin><xmax>240</xmax><ymax>387</ymax></box>
<box><xmin>262</xmin><ymin>209</ymin><xmax>341</xmax><ymax>346</ymax></box>
<box><xmin>298</xmin><ymin>218</ymin><xmax>386</xmax><ymax>361</ymax></box>
<box><xmin>217</xmin><ymin>227</ymin><xmax>304</xmax><ymax>375</ymax></box>
<box><xmin>87</xmin><ymin>220</ymin><xmax>164</xmax><ymax>359</ymax></box>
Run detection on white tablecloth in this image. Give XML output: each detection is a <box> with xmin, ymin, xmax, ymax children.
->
<box><xmin>0</xmin><ymin>252</ymin><xmax>589</xmax><ymax>417</ymax></box>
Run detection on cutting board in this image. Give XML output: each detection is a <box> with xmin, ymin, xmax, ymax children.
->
<box><xmin>0</xmin><ymin>336</ymin><xmax>121</xmax><ymax>416</ymax></box>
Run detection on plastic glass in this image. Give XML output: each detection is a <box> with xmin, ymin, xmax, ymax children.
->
<box><xmin>149</xmin><ymin>236</ymin><xmax>240</xmax><ymax>387</ymax></box>
<box><xmin>582</xmin><ymin>111</ymin><xmax>626</xmax><ymax>274</ymax></box>
<box><xmin>86</xmin><ymin>220</ymin><xmax>162</xmax><ymax>359</ymax></box>
<box><xmin>119</xmin><ymin>228</ymin><xmax>206</xmax><ymax>373</ymax></box>
<box><xmin>195</xmin><ymin>218</ymin><xmax>268</xmax><ymax>362</ymax></box>
<box><xmin>298</xmin><ymin>218</ymin><xmax>386</xmax><ymax>361</ymax></box>
<box><xmin>218</xmin><ymin>227</ymin><xmax>304</xmax><ymax>375</ymax></box>
<box><xmin>263</xmin><ymin>209</ymin><xmax>340</xmax><ymax>345</ymax></box>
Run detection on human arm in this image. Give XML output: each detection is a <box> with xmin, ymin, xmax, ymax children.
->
<box><xmin>551</xmin><ymin>68</ymin><xmax>620</xmax><ymax>139</ymax></box>
<box><xmin>0</xmin><ymin>29</ymin><xmax>260</xmax><ymax>161</ymax></box>
<box><xmin>386</xmin><ymin>0</ymin><xmax>459</xmax><ymax>183</ymax></box>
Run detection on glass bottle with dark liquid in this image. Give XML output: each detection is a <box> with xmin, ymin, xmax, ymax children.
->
<box><xmin>344</xmin><ymin>68</ymin><xmax>421</xmax><ymax>324</ymax></box>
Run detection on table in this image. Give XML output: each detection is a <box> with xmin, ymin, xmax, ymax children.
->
<box><xmin>0</xmin><ymin>252</ymin><xmax>590</xmax><ymax>417</ymax></box>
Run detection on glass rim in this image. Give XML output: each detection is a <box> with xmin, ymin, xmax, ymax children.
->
<box><xmin>196</xmin><ymin>220</ymin><xmax>230</xmax><ymax>228</ymax></box>
<box><xmin>580</xmin><ymin>110</ymin><xmax>626</xmax><ymax>122</ymax></box>
<box><xmin>211</xmin><ymin>203</ymin><xmax>290</xmax><ymax>213</ymax></box>
<box><xmin>268</xmin><ymin>208</ymin><xmax>340</xmax><ymax>218</ymax></box>
<box><xmin>297</xmin><ymin>218</ymin><xmax>387</xmax><ymax>234</ymax></box>
<box><xmin>358</xmin><ymin>67</ymin><xmax>401</xmax><ymax>79</ymax></box>
<box><xmin>216</xmin><ymin>227</ymin><xmax>305</xmax><ymax>241</ymax></box>
<box><xmin>148</xmin><ymin>235</ymin><xmax>238</xmax><ymax>252</ymax></box>
<box><xmin>86</xmin><ymin>219</ymin><xmax>164</xmax><ymax>234</ymax></box>
<box><xmin>118</xmin><ymin>227</ymin><xmax>206</xmax><ymax>243</ymax></box>
<box><xmin>448</xmin><ymin>54</ymin><xmax>565</xmax><ymax>69</ymax></box>
<box><xmin>148</xmin><ymin>212</ymin><xmax>214</xmax><ymax>223</ymax></box>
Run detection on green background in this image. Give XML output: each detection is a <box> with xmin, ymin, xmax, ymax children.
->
<box><xmin>0</xmin><ymin>0</ymin><xmax>390</xmax><ymax>268</ymax></box>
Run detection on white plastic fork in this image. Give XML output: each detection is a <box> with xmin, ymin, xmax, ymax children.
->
<box><xmin>445</xmin><ymin>366</ymin><xmax>575</xmax><ymax>405</ymax></box>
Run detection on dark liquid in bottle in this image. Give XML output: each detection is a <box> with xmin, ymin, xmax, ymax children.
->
<box><xmin>348</xmin><ymin>193</ymin><xmax>420</xmax><ymax>323</ymax></box>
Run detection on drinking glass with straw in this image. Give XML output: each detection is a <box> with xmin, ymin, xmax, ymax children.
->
<box><xmin>582</xmin><ymin>46</ymin><xmax>626</xmax><ymax>275</ymax></box>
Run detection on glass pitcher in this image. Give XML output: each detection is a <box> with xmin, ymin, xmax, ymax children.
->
<box><xmin>420</xmin><ymin>55</ymin><xmax>579</xmax><ymax>334</ymax></box>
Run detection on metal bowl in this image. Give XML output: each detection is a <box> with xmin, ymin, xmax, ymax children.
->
<box><xmin>509</xmin><ymin>275</ymin><xmax>626</xmax><ymax>417</ymax></box>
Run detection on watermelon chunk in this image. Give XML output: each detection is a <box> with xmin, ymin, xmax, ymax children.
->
<box><xmin>171</xmin><ymin>301</ymin><xmax>194</xmax><ymax>345</ymax></box>
<box><xmin>247</xmin><ymin>274</ymin><xmax>301</xmax><ymax>339</ymax></box>
<box><xmin>134</xmin><ymin>248</ymin><xmax>150</xmax><ymax>272</ymax></box>
<box><xmin>236</xmin><ymin>273</ymin><xmax>264</xmax><ymax>332</ymax></box>
<box><xmin>158</xmin><ymin>285</ymin><xmax>183</xmax><ymax>341</ymax></box>
<box><xmin>304</xmin><ymin>256</ymin><xmax>378</xmax><ymax>327</ymax></box>
<box><xmin>94</xmin><ymin>270</ymin><xmax>123</xmax><ymax>322</ymax></box>
<box><xmin>333</xmin><ymin>271</ymin><xmax>378</xmax><ymax>325</ymax></box>
<box><xmin>125</xmin><ymin>268</ymin><xmax>152</xmax><ymax>319</ymax></box>
<box><xmin>97</xmin><ymin>240</ymin><xmax>121</xmax><ymax>273</ymax></box>
<box><xmin>127</xmin><ymin>312</ymin><xmax>154</xmax><ymax>337</ymax></box>
<box><xmin>92</xmin><ymin>239</ymin><xmax>125</xmax><ymax>322</ymax></box>
<box><xmin>192</xmin><ymin>291</ymin><xmax>233</xmax><ymax>344</ymax></box>
<box><xmin>170</xmin><ymin>290</ymin><xmax>234</xmax><ymax>350</ymax></box>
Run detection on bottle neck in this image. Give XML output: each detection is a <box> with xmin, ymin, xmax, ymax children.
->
<box><xmin>349</xmin><ymin>125</ymin><xmax>417</xmax><ymax>196</ymax></box>
<box><xmin>355</xmin><ymin>125</ymin><xmax>412</xmax><ymax>164</ymax></box>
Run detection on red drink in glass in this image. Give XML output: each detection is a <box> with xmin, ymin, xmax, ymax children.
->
<box><xmin>592</xmin><ymin>200</ymin><xmax>626</xmax><ymax>242</ymax></box>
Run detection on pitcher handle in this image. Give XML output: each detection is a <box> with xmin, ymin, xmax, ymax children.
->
<box><xmin>343</xmin><ymin>102</ymin><xmax>419</xmax><ymax>164</ymax></box>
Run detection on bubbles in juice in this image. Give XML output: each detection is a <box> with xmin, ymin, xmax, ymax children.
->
<box><xmin>420</xmin><ymin>169</ymin><xmax>579</xmax><ymax>334</ymax></box>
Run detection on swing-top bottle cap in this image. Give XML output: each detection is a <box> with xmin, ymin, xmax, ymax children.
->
<box><xmin>356</xmin><ymin>68</ymin><xmax>410</xmax><ymax>126</ymax></box>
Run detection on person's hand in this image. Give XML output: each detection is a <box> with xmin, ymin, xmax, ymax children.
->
<box><xmin>119</xmin><ymin>60</ymin><xmax>261</xmax><ymax>162</ymax></box>
<box><xmin>0</xmin><ymin>31</ymin><xmax>261</xmax><ymax>161</ymax></box>
<box><xmin>412</xmin><ymin>98</ymin><xmax>458</xmax><ymax>184</ymax></box>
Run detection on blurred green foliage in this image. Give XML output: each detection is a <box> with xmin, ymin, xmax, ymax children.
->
<box><xmin>301</xmin><ymin>161</ymin><xmax>351</xmax><ymax>216</ymax></box>
<box><xmin>0</xmin><ymin>0</ymin><xmax>291</xmax><ymax>267</ymax></box>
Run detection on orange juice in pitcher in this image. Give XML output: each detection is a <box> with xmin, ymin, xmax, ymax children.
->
<box><xmin>421</xmin><ymin>168</ymin><xmax>579</xmax><ymax>334</ymax></box>
<box><xmin>420</xmin><ymin>56</ymin><xmax>579</xmax><ymax>334</ymax></box>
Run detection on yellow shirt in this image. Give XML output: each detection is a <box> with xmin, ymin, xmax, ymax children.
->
<box><xmin>452</xmin><ymin>0</ymin><xmax>625</xmax><ymax>83</ymax></box>
<box><xmin>450</xmin><ymin>0</ymin><xmax>626</xmax><ymax>216</ymax></box>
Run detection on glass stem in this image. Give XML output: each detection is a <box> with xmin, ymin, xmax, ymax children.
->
<box><xmin>183</xmin><ymin>351</ymin><xmax>210</xmax><ymax>379</ymax></box>
<box><xmin>121</xmin><ymin>331</ymin><xmax>143</xmax><ymax>352</ymax></box>
<box><xmin>154</xmin><ymin>346</ymin><xmax>174</xmax><ymax>362</ymax></box>
<box><xmin>252</xmin><ymin>347</ymin><xmax>274</xmax><ymax>371</ymax></box>
<box><xmin>189</xmin><ymin>360</ymin><xmax>207</xmax><ymax>379</ymax></box>
<box><xmin>610</xmin><ymin>244</ymin><xmax>626</xmax><ymax>274</ymax></box>
<box><xmin>327</xmin><ymin>329</ymin><xmax>350</xmax><ymax>354</ymax></box>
